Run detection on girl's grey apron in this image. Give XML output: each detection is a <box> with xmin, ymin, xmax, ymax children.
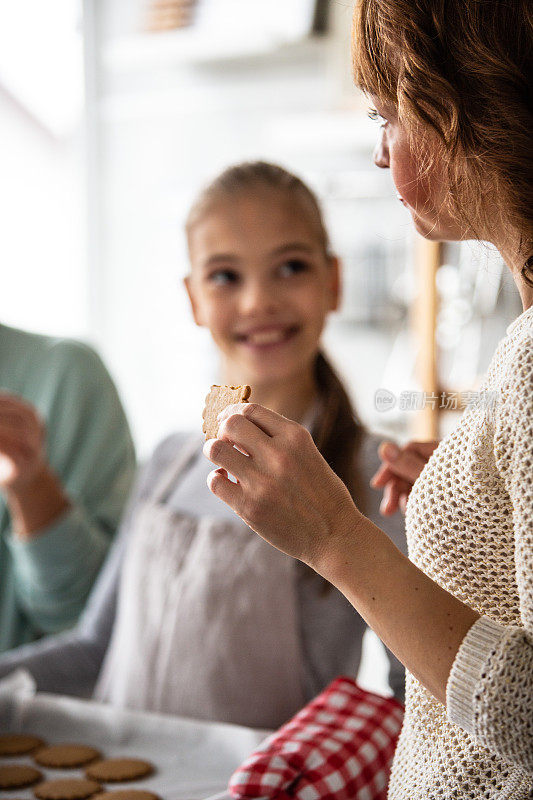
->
<box><xmin>95</xmin><ymin>436</ymin><xmax>305</xmax><ymax>729</ymax></box>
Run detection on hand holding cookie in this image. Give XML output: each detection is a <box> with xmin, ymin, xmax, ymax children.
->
<box><xmin>203</xmin><ymin>403</ymin><xmax>364</xmax><ymax>573</ymax></box>
<box><xmin>202</xmin><ymin>385</ymin><xmax>251</xmax><ymax>440</ymax></box>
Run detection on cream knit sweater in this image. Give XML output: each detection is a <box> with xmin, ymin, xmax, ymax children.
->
<box><xmin>388</xmin><ymin>305</ymin><xmax>533</xmax><ymax>799</ymax></box>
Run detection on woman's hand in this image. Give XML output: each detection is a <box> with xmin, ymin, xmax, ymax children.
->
<box><xmin>0</xmin><ymin>393</ymin><xmax>69</xmax><ymax>537</ymax></box>
<box><xmin>203</xmin><ymin>403</ymin><xmax>365</xmax><ymax>572</ymax></box>
<box><xmin>0</xmin><ymin>393</ymin><xmax>47</xmax><ymax>491</ymax></box>
<box><xmin>205</xmin><ymin>404</ymin><xmax>480</xmax><ymax>707</ymax></box>
<box><xmin>371</xmin><ymin>439</ymin><xmax>440</xmax><ymax>516</ymax></box>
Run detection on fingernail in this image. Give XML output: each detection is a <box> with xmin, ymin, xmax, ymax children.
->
<box><xmin>383</xmin><ymin>443</ymin><xmax>400</xmax><ymax>461</ymax></box>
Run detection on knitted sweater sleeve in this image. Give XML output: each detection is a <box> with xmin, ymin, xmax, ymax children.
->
<box><xmin>446</xmin><ymin>333</ymin><xmax>533</xmax><ymax>773</ymax></box>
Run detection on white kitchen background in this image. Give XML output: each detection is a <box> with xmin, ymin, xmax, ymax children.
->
<box><xmin>1</xmin><ymin>0</ymin><xmax>519</xmax><ymax>455</ymax></box>
<box><xmin>0</xmin><ymin>0</ymin><xmax>522</xmax><ymax>696</ymax></box>
<box><xmin>0</xmin><ymin>0</ymin><xmax>418</xmax><ymax>455</ymax></box>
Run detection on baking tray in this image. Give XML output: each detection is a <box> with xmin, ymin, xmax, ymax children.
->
<box><xmin>0</xmin><ymin>671</ymin><xmax>269</xmax><ymax>800</ymax></box>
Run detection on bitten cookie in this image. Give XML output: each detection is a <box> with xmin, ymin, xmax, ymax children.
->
<box><xmin>0</xmin><ymin>735</ymin><xmax>45</xmax><ymax>757</ymax></box>
<box><xmin>92</xmin><ymin>792</ymin><xmax>160</xmax><ymax>800</ymax></box>
<box><xmin>34</xmin><ymin>779</ymin><xmax>102</xmax><ymax>800</ymax></box>
<box><xmin>202</xmin><ymin>385</ymin><xmax>251</xmax><ymax>440</ymax></box>
<box><xmin>85</xmin><ymin>760</ymin><xmax>153</xmax><ymax>783</ymax></box>
<box><xmin>34</xmin><ymin>745</ymin><xmax>101</xmax><ymax>769</ymax></box>
<box><xmin>0</xmin><ymin>765</ymin><xmax>43</xmax><ymax>789</ymax></box>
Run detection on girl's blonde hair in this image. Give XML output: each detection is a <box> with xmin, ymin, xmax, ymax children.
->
<box><xmin>185</xmin><ymin>161</ymin><xmax>329</xmax><ymax>254</ymax></box>
<box><xmin>352</xmin><ymin>0</ymin><xmax>533</xmax><ymax>281</ymax></box>
<box><xmin>186</xmin><ymin>161</ymin><xmax>365</xmax><ymax>506</ymax></box>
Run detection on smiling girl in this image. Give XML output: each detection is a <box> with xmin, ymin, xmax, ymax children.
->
<box><xmin>203</xmin><ymin>2</ymin><xmax>533</xmax><ymax>797</ymax></box>
<box><xmin>0</xmin><ymin>162</ymin><xmax>406</xmax><ymax>726</ymax></box>
<box><xmin>184</xmin><ymin>163</ymin><xmax>340</xmax><ymax>426</ymax></box>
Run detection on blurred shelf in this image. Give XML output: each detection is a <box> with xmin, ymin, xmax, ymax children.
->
<box><xmin>103</xmin><ymin>29</ymin><xmax>329</xmax><ymax>72</ymax></box>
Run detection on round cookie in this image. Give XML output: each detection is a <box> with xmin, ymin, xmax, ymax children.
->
<box><xmin>0</xmin><ymin>735</ymin><xmax>45</xmax><ymax>757</ymax></box>
<box><xmin>34</xmin><ymin>779</ymin><xmax>102</xmax><ymax>800</ymax></box>
<box><xmin>92</xmin><ymin>792</ymin><xmax>160</xmax><ymax>800</ymax></box>
<box><xmin>85</xmin><ymin>760</ymin><xmax>153</xmax><ymax>783</ymax></box>
<box><xmin>35</xmin><ymin>745</ymin><xmax>101</xmax><ymax>769</ymax></box>
<box><xmin>0</xmin><ymin>765</ymin><xmax>43</xmax><ymax>789</ymax></box>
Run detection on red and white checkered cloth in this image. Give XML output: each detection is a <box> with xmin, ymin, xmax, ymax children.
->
<box><xmin>229</xmin><ymin>677</ymin><xmax>404</xmax><ymax>800</ymax></box>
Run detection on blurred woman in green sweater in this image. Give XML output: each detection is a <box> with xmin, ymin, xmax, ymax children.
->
<box><xmin>0</xmin><ymin>323</ymin><xmax>136</xmax><ymax>651</ymax></box>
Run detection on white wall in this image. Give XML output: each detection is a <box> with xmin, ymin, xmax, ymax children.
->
<box><xmin>0</xmin><ymin>0</ymin><xmax>87</xmax><ymax>339</ymax></box>
<box><xmin>0</xmin><ymin>92</ymin><xmax>87</xmax><ymax>339</ymax></box>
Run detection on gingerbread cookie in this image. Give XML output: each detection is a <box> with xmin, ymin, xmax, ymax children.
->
<box><xmin>34</xmin><ymin>779</ymin><xmax>102</xmax><ymax>800</ymax></box>
<box><xmin>0</xmin><ymin>765</ymin><xmax>43</xmax><ymax>789</ymax></box>
<box><xmin>35</xmin><ymin>745</ymin><xmax>101</xmax><ymax>769</ymax></box>
<box><xmin>0</xmin><ymin>734</ymin><xmax>45</xmax><ymax>756</ymax></box>
<box><xmin>92</xmin><ymin>792</ymin><xmax>160</xmax><ymax>800</ymax></box>
<box><xmin>85</xmin><ymin>760</ymin><xmax>153</xmax><ymax>783</ymax></box>
<box><xmin>202</xmin><ymin>384</ymin><xmax>251</xmax><ymax>440</ymax></box>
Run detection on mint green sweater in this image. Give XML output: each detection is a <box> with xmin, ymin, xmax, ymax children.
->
<box><xmin>0</xmin><ymin>324</ymin><xmax>136</xmax><ymax>652</ymax></box>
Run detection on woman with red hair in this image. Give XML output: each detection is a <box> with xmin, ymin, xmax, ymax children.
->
<box><xmin>204</xmin><ymin>2</ymin><xmax>533</xmax><ymax>796</ymax></box>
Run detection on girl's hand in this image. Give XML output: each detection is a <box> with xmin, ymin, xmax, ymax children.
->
<box><xmin>371</xmin><ymin>439</ymin><xmax>440</xmax><ymax>516</ymax></box>
<box><xmin>0</xmin><ymin>394</ymin><xmax>47</xmax><ymax>491</ymax></box>
<box><xmin>203</xmin><ymin>403</ymin><xmax>365</xmax><ymax>571</ymax></box>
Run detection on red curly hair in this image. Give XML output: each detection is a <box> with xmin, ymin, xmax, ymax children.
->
<box><xmin>352</xmin><ymin>0</ymin><xmax>533</xmax><ymax>278</ymax></box>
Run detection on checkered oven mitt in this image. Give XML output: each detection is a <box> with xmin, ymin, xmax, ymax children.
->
<box><xmin>229</xmin><ymin>677</ymin><xmax>404</xmax><ymax>800</ymax></box>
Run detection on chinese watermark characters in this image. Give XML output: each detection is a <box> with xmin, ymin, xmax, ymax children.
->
<box><xmin>374</xmin><ymin>388</ymin><xmax>499</xmax><ymax>413</ymax></box>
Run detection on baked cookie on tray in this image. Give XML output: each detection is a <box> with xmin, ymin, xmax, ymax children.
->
<box><xmin>85</xmin><ymin>760</ymin><xmax>153</xmax><ymax>783</ymax></box>
<box><xmin>0</xmin><ymin>735</ymin><xmax>45</xmax><ymax>757</ymax></box>
<box><xmin>0</xmin><ymin>765</ymin><xmax>43</xmax><ymax>789</ymax></box>
<box><xmin>34</xmin><ymin>778</ymin><xmax>102</xmax><ymax>800</ymax></box>
<box><xmin>92</xmin><ymin>791</ymin><xmax>160</xmax><ymax>800</ymax></box>
<box><xmin>34</xmin><ymin>745</ymin><xmax>101</xmax><ymax>769</ymax></box>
